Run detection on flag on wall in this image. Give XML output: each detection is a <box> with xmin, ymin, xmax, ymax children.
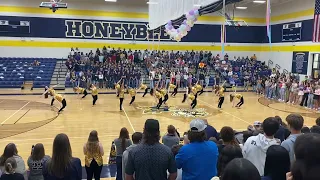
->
<box><xmin>313</xmin><ymin>0</ymin><xmax>320</xmax><ymax>42</ymax></box>
<box><xmin>266</xmin><ymin>0</ymin><xmax>272</xmax><ymax>47</ymax></box>
<box><xmin>221</xmin><ymin>24</ymin><xmax>226</xmax><ymax>55</ymax></box>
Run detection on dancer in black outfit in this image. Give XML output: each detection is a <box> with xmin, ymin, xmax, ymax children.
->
<box><xmin>119</xmin><ymin>82</ymin><xmax>125</xmax><ymax>111</ymax></box>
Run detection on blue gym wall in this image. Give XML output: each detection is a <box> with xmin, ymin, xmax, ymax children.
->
<box><xmin>0</xmin><ymin>16</ymin><xmax>314</xmax><ymax>43</ymax></box>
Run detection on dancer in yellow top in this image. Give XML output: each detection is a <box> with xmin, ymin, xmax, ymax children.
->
<box><xmin>182</xmin><ymin>84</ymin><xmax>198</xmax><ymax>109</ymax></box>
<box><xmin>44</xmin><ymin>87</ymin><xmax>67</xmax><ymax>113</ymax></box>
<box><xmin>160</xmin><ymin>86</ymin><xmax>169</xmax><ymax>105</ymax></box>
<box><xmin>230</xmin><ymin>93</ymin><xmax>244</xmax><ymax>108</ymax></box>
<box><xmin>169</xmin><ymin>83</ymin><xmax>178</xmax><ymax>97</ymax></box>
<box><xmin>195</xmin><ymin>82</ymin><xmax>204</xmax><ymax>96</ymax></box>
<box><xmin>128</xmin><ymin>88</ymin><xmax>136</xmax><ymax>105</ymax></box>
<box><xmin>115</xmin><ymin>78</ymin><xmax>122</xmax><ymax>97</ymax></box>
<box><xmin>154</xmin><ymin>90</ymin><xmax>163</xmax><ymax>109</ymax></box>
<box><xmin>217</xmin><ymin>86</ymin><xmax>225</xmax><ymax>109</ymax></box>
<box><xmin>73</xmin><ymin>86</ymin><xmax>88</xmax><ymax>98</ymax></box>
<box><xmin>90</xmin><ymin>84</ymin><xmax>98</xmax><ymax>106</ymax></box>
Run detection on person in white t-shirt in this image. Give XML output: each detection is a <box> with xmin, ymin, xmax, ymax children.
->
<box><xmin>243</xmin><ymin>117</ymin><xmax>280</xmax><ymax>176</ymax></box>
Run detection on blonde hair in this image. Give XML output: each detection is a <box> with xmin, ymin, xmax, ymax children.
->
<box><xmin>5</xmin><ymin>157</ymin><xmax>17</xmax><ymax>174</ymax></box>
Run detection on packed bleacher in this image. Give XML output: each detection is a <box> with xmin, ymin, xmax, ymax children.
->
<box><xmin>0</xmin><ymin>58</ymin><xmax>56</xmax><ymax>88</ymax></box>
<box><xmin>1</xmin><ymin>115</ymin><xmax>320</xmax><ymax>180</ymax></box>
<box><xmin>66</xmin><ymin>47</ymin><xmax>271</xmax><ymax>90</ymax></box>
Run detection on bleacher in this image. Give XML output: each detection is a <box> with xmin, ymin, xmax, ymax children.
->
<box><xmin>219</xmin><ymin>60</ymin><xmax>272</xmax><ymax>86</ymax></box>
<box><xmin>0</xmin><ymin>57</ymin><xmax>56</xmax><ymax>88</ymax></box>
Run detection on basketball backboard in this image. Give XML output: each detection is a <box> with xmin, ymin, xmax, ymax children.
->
<box><xmin>40</xmin><ymin>2</ymin><xmax>67</xmax><ymax>12</ymax></box>
<box><xmin>226</xmin><ymin>20</ymin><xmax>248</xmax><ymax>27</ymax></box>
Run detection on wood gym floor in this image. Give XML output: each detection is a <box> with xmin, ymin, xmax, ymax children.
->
<box><xmin>0</xmin><ymin>88</ymin><xmax>318</xmax><ymax>179</ymax></box>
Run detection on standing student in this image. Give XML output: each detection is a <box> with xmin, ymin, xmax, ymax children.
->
<box><xmin>242</xmin><ymin>117</ymin><xmax>280</xmax><ymax>176</ymax></box>
<box><xmin>83</xmin><ymin>130</ymin><xmax>104</xmax><ymax>180</ymax></box>
<box><xmin>125</xmin><ymin>119</ymin><xmax>177</xmax><ymax>180</ymax></box>
<box><xmin>122</xmin><ymin>132</ymin><xmax>143</xmax><ymax>180</ymax></box>
<box><xmin>28</xmin><ymin>143</ymin><xmax>50</xmax><ymax>180</ymax></box>
<box><xmin>114</xmin><ymin>128</ymin><xmax>132</xmax><ymax>180</ymax></box>
<box><xmin>217</xmin><ymin>86</ymin><xmax>225</xmax><ymax>108</ymax></box>
<box><xmin>281</xmin><ymin>114</ymin><xmax>303</xmax><ymax>163</ymax></box>
<box><xmin>43</xmin><ymin>133</ymin><xmax>82</xmax><ymax>180</ymax></box>
<box><xmin>262</xmin><ymin>145</ymin><xmax>290</xmax><ymax>180</ymax></box>
<box><xmin>0</xmin><ymin>143</ymin><xmax>27</xmax><ymax>179</ymax></box>
<box><xmin>0</xmin><ymin>158</ymin><xmax>24</xmax><ymax>180</ymax></box>
<box><xmin>90</xmin><ymin>84</ymin><xmax>98</xmax><ymax>106</ymax></box>
<box><xmin>176</xmin><ymin>119</ymin><xmax>219</xmax><ymax>179</ymax></box>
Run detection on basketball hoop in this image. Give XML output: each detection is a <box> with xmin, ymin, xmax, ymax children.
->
<box><xmin>39</xmin><ymin>0</ymin><xmax>67</xmax><ymax>13</ymax></box>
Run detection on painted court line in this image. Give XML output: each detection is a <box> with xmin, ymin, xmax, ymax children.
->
<box><xmin>0</xmin><ymin>134</ymin><xmax>118</xmax><ymax>143</ymax></box>
<box><xmin>198</xmin><ymin>99</ymin><xmax>251</xmax><ymax>125</ymax></box>
<box><xmin>122</xmin><ymin>107</ymin><xmax>136</xmax><ymax>132</ymax></box>
<box><xmin>1</xmin><ymin>101</ymin><xmax>30</xmax><ymax>125</ymax></box>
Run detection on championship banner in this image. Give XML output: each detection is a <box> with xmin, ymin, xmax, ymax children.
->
<box><xmin>291</xmin><ymin>51</ymin><xmax>309</xmax><ymax>75</ymax></box>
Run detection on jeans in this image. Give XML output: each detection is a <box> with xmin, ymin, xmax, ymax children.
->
<box><xmin>244</xmin><ymin>81</ymin><xmax>249</xmax><ymax>91</ymax></box>
<box><xmin>205</xmin><ymin>78</ymin><xmax>210</xmax><ymax>88</ymax></box>
<box><xmin>85</xmin><ymin>159</ymin><xmax>102</xmax><ymax>180</ymax></box>
<box><xmin>280</xmin><ymin>88</ymin><xmax>286</xmax><ymax>101</ymax></box>
<box><xmin>307</xmin><ymin>94</ymin><xmax>314</xmax><ymax>108</ymax></box>
<box><xmin>149</xmin><ymin>80</ymin><xmax>154</xmax><ymax>89</ymax></box>
<box><xmin>166</xmin><ymin>79</ymin><xmax>170</xmax><ymax>89</ymax></box>
<box><xmin>136</xmin><ymin>79</ymin><xmax>141</xmax><ymax>88</ymax></box>
<box><xmin>116</xmin><ymin>156</ymin><xmax>122</xmax><ymax>180</ymax></box>
<box><xmin>268</xmin><ymin>87</ymin><xmax>275</xmax><ymax>99</ymax></box>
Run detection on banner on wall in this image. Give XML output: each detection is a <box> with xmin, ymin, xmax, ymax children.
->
<box><xmin>291</xmin><ymin>51</ymin><xmax>309</xmax><ymax>74</ymax></box>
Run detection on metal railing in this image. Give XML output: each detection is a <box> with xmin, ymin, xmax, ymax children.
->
<box><xmin>268</xmin><ymin>59</ymin><xmax>273</xmax><ymax>68</ymax></box>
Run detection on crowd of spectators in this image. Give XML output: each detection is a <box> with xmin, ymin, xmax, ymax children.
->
<box><xmin>65</xmin><ymin>47</ymin><xmax>144</xmax><ymax>89</ymax></box>
<box><xmin>1</xmin><ymin>114</ymin><xmax>320</xmax><ymax>180</ymax></box>
<box><xmin>66</xmin><ymin>46</ymin><xmax>273</xmax><ymax>90</ymax></box>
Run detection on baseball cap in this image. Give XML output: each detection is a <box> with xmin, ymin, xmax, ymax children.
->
<box><xmin>254</xmin><ymin>121</ymin><xmax>261</xmax><ymax>126</ymax></box>
<box><xmin>190</xmin><ymin>119</ymin><xmax>207</xmax><ymax>132</ymax></box>
<box><xmin>144</xmin><ymin>119</ymin><xmax>159</xmax><ymax>133</ymax></box>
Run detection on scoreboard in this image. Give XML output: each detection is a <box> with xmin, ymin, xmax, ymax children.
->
<box><xmin>282</xmin><ymin>22</ymin><xmax>302</xmax><ymax>42</ymax></box>
<box><xmin>0</xmin><ymin>20</ymin><xmax>31</xmax><ymax>34</ymax></box>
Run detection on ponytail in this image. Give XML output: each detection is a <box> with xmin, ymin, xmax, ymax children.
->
<box><xmin>5</xmin><ymin>162</ymin><xmax>14</xmax><ymax>174</ymax></box>
<box><xmin>4</xmin><ymin>158</ymin><xmax>17</xmax><ymax>174</ymax></box>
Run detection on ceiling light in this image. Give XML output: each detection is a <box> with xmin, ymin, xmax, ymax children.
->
<box><xmin>253</xmin><ymin>0</ymin><xmax>266</xmax><ymax>3</ymax></box>
<box><xmin>236</xmin><ymin>6</ymin><xmax>247</xmax><ymax>9</ymax></box>
<box><xmin>105</xmin><ymin>0</ymin><xmax>117</xmax><ymax>2</ymax></box>
<box><xmin>147</xmin><ymin>1</ymin><xmax>158</xmax><ymax>5</ymax></box>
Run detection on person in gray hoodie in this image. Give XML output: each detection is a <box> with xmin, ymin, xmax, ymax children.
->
<box><xmin>122</xmin><ymin>132</ymin><xmax>143</xmax><ymax>180</ymax></box>
<box><xmin>281</xmin><ymin>114</ymin><xmax>304</xmax><ymax>163</ymax></box>
<box><xmin>0</xmin><ymin>143</ymin><xmax>27</xmax><ymax>179</ymax></box>
<box><xmin>243</xmin><ymin>117</ymin><xmax>280</xmax><ymax>176</ymax></box>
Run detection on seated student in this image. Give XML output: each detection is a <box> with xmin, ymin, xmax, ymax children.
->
<box><xmin>0</xmin><ymin>158</ymin><xmax>24</xmax><ymax>180</ymax></box>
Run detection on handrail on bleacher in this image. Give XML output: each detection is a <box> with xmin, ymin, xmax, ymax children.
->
<box><xmin>283</xmin><ymin>69</ymin><xmax>289</xmax><ymax>74</ymax></box>
<box><xmin>268</xmin><ymin>59</ymin><xmax>273</xmax><ymax>68</ymax></box>
<box><xmin>275</xmin><ymin>64</ymin><xmax>281</xmax><ymax>70</ymax></box>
